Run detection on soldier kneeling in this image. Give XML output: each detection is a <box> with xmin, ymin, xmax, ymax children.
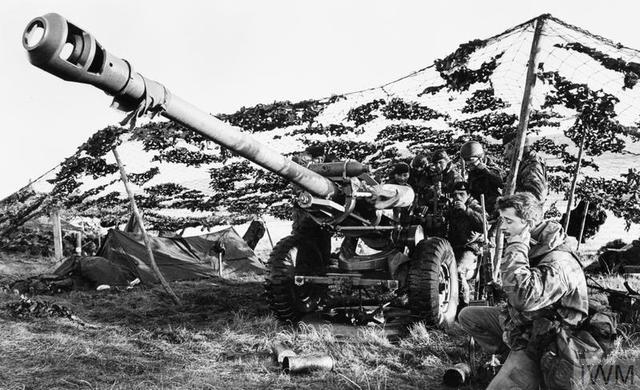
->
<box><xmin>458</xmin><ymin>192</ymin><xmax>589</xmax><ymax>390</ymax></box>
<box><xmin>446</xmin><ymin>181</ymin><xmax>485</xmax><ymax>305</ymax></box>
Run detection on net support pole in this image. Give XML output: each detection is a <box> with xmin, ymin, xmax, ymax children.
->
<box><xmin>263</xmin><ymin>220</ymin><xmax>274</xmax><ymax>249</ymax></box>
<box><xmin>563</xmin><ymin>131</ymin><xmax>587</xmax><ymax>234</ymax></box>
<box><xmin>76</xmin><ymin>231</ymin><xmax>82</xmax><ymax>255</ymax></box>
<box><xmin>112</xmin><ymin>147</ymin><xmax>181</xmax><ymax>305</ymax></box>
<box><xmin>494</xmin><ymin>15</ymin><xmax>546</xmax><ymax>282</ymax></box>
<box><xmin>577</xmin><ymin>201</ymin><xmax>590</xmax><ymax>251</ymax></box>
<box><xmin>51</xmin><ymin>208</ymin><xmax>63</xmax><ymax>260</ymax></box>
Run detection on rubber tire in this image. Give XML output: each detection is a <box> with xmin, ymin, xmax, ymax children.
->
<box><xmin>407</xmin><ymin>237</ymin><xmax>459</xmax><ymax>327</ymax></box>
<box><xmin>265</xmin><ymin>235</ymin><xmax>326</xmax><ymax>324</ymax></box>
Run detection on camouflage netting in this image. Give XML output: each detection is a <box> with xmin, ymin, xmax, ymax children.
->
<box><xmin>2</xmin><ymin>14</ymin><xmax>640</xmax><ymax>234</ymax></box>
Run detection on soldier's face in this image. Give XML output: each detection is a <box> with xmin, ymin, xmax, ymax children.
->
<box><xmin>453</xmin><ymin>190</ymin><xmax>469</xmax><ymax>203</ymax></box>
<box><xmin>434</xmin><ymin>159</ymin><xmax>448</xmax><ymax>173</ymax></box>
<box><xmin>499</xmin><ymin>207</ymin><xmax>529</xmax><ymax>239</ymax></box>
<box><xmin>298</xmin><ymin>153</ymin><xmax>313</xmax><ymax>165</ymax></box>
<box><xmin>415</xmin><ymin>158</ymin><xmax>429</xmax><ymax>172</ymax></box>
<box><xmin>464</xmin><ymin>156</ymin><xmax>482</xmax><ymax>170</ymax></box>
<box><xmin>394</xmin><ymin>172</ymin><xmax>410</xmax><ymax>185</ymax></box>
<box><xmin>299</xmin><ymin>153</ymin><xmax>323</xmax><ymax>165</ymax></box>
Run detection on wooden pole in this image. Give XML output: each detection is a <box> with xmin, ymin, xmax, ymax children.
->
<box><xmin>480</xmin><ymin>195</ymin><xmax>489</xmax><ymax>245</ymax></box>
<box><xmin>208</xmin><ymin>245</ymin><xmax>224</xmax><ymax>277</ymax></box>
<box><xmin>563</xmin><ymin>132</ymin><xmax>587</xmax><ymax>234</ymax></box>
<box><xmin>494</xmin><ymin>15</ymin><xmax>546</xmax><ymax>279</ymax></box>
<box><xmin>76</xmin><ymin>231</ymin><xmax>82</xmax><ymax>255</ymax></box>
<box><xmin>112</xmin><ymin>148</ymin><xmax>181</xmax><ymax>305</ymax></box>
<box><xmin>577</xmin><ymin>201</ymin><xmax>590</xmax><ymax>251</ymax></box>
<box><xmin>506</xmin><ymin>16</ymin><xmax>546</xmax><ymax>194</ymax></box>
<box><xmin>51</xmin><ymin>208</ymin><xmax>63</xmax><ymax>260</ymax></box>
<box><xmin>264</xmin><ymin>221</ymin><xmax>274</xmax><ymax>249</ymax></box>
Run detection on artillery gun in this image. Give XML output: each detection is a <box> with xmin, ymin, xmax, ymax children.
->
<box><xmin>22</xmin><ymin>13</ymin><xmax>459</xmax><ymax>326</ymax></box>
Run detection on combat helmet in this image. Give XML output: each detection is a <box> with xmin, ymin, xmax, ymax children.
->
<box><xmin>460</xmin><ymin>141</ymin><xmax>484</xmax><ymax>160</ymax></box>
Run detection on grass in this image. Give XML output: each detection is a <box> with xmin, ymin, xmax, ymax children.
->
<box><xmin>0</xmin><ymin>254</ymin><xmax>475</xmax><ymax>390</ymax></box>
<box><xmin>2</xmin><ymin>253</ymin><xmax>640</xmax><ymax>389</ymax></box>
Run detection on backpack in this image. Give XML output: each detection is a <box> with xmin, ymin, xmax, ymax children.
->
<box><xmin>540</xmin><ymin>327</ymin><xmax>604</xmax><ymax>389</ymax></box>
<box><xmin>533</xmin><ymin>244</ymin><xmax>618</xmax><ymax>389</ymax></box>
<box><xmin>537</xmin><ymin>302</ymin><xmax>617</xmax><ymax>390</ymax></box>
<box><xmin>583</xmin><ymin>304</ymin><xmax>618</xmax><ymax>355</ymax></box>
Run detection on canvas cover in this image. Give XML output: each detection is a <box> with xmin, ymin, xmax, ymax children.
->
<box><xmin>53</xmin><ymin>227</ymin><xmax>265</xmax><ymax>286</ymax></box>
<box><xmin>53</xmin><ymin>256</ymin><xmax>134</xmax><ymax>286</ymax></box>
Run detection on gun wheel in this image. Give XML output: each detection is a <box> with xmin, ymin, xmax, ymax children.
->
<box><xmin>407</xmin><ymin>237</ymin><xmax>458</xmax><ymax>327</ymax></box>
<box><xmin>265</xmin><ymin>235</ymin><xmax>326</xmax><ymax>324</ymax></box>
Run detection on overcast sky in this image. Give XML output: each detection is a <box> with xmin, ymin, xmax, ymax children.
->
<box><xmin>2</xmin><ymin>0</ymin><xmax>639</xmax><ymax>199</ymax></box>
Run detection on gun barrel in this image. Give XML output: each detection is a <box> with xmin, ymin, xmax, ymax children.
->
<box><xmin>23</xmin><ymin>13</ymin><xmax>337</xmax><ymax>198</ymax></box>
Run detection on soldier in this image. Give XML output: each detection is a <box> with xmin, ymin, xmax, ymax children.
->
<box><xmin>293</xmin><ymin>144</ymin><xmax>326</xmax><ymax>166</ymax></box>
<box><xmin>502</xmin><ymin>133</ymin><xmax>548</xmax><ymax>203</ymax></box>
<box><xmin>291</xmin><ymin>145</ymin><xmax>331</xmax><ymax>264</ymax></box>
<box><xmin>446</xmin><ymin>181</ymin><xmax>485</xmax><ymax>305</ymax></box>
<box><xmin>408</xmin><ymin>154</ymin><xmax>434</xmax><ymax>208</ymax></box>
<box><xmin>458</xmin><ymin>192</ymin><xmax>588</xmax><ymax>390</ymax></box>
<box><xmin>387</xmin><ymin>162</ymin><xmax>411</xmax><ymax>186</ymax></box>
<box><xmin>432</xmin><ymin>150</ymin><xmax>463</xmax><ymax>194</ymax></box>
<box><xmin>460</xmin><ymin>141</ymin><xmax>504</xmax><ymax>216</ymax></box>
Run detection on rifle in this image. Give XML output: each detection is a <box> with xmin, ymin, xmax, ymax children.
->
<box><xmin>459</xmin><ymin>194</ymin><xmax>502</xmax><ymax>384</ymax></box>
<box><xmin>472</xmin><ymin>194</ymin><xmax>495</xmax><ymax>306</ymax></box>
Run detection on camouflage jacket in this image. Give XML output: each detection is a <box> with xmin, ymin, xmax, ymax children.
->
<box><xmin>408</xmin><ymin>170</ymin><xmax>435</xmax><ymax>207</ymax></box>
<box><xmin>447</xmin><ymin>197</ymin><xmax>484</xmax><ymax>250</ymax></box>
<box><xmin>467</xmin><ymin>163</ymin><xmax>504</xmax><ymax>215</ymax></box>
<box><xmin>499</xmin><ymin>220</ymin><xmax>588</xmax><ymax>349</ymax></box>
<box><xmin>510</xmin><ymin>151</ymin><xmax>548</xmax><ymax>202</ymax></box>
<box><xmin>436</xmin><ymin>163</ymin><xmax>463</xmax><ymax>194</ymax></box>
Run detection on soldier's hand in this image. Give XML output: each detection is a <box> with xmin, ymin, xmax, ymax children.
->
<box><xmin>506</xmin><ymin>226</ymin><xmax>531</xmax><ymax>245</ymax></box>
<box><xmin>453</xmin><ymin>200</ymin><xmax>465</xmax><ymax>210</ymax></box>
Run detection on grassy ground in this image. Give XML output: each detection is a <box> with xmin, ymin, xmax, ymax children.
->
<box><xmin>0</xmin><ymin>254</ymin><xmax>479</xmax><ymax>390</ymax></box>
<box><xmin>2</xmin><ymin>253</ymin><xmax>640</xmax><ymax>390</ymax></box>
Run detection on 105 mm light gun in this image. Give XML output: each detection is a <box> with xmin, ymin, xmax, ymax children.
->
<box><xmin>23</xmin><ymin>13</ymin><xmax>459</xmax><ymax>326</ymax></box>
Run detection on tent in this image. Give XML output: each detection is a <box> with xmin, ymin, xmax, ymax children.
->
<box><xmin>53</xmin><ymin>227</ymin><xmax>265</xmax><ymax>286</ymax></box>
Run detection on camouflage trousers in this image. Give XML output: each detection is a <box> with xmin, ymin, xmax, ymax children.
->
<box><xmin>459</xmin><ymin>306</ymin><xmax>542</xmax><ymax>390</ymax></box>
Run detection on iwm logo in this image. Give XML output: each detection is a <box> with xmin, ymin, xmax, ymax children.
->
<box><xmin>576</xmin><ymin>360</ymin><xmax>640</xmax><ymax>389</ymax></box>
